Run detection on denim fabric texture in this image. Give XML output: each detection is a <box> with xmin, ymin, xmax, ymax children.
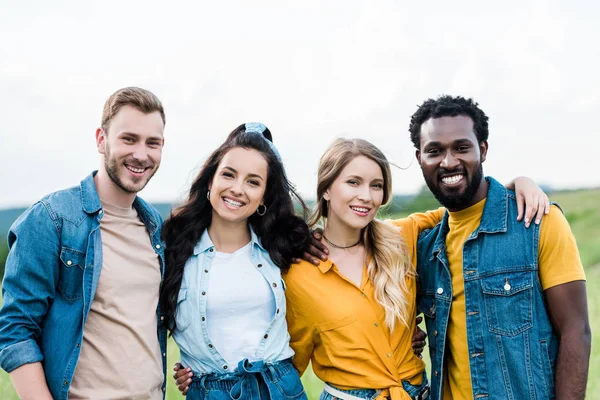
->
<box><xmin>319</xmin><ymin>372</ymin><xmax>429</xmax><ymax>399</ymax></box>
<box><xmin>0</xmin><ymin>171</ymin><xmax>167</xmax><ymax>400</ymax></box>
<box><xmin>186</xmin><ymin>357</ymin><xmax>306</xmax><ymax>400</ymax></box>
<box><xmin>416</xmin><ymin>177</ymin><xmax>559</xmax><ymax>400</ymax></box>
<box><xmin>173</xmin><ymin>228</ymin><xmax>294</xmax><ymax>375</ymax></box>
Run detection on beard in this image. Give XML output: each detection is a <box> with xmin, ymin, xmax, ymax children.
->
<box><xmin>104</xmin><ymin>145</ymin><xmax>157</xmax><ymax>194</ymax></box>
<box><xmin>423</xmin><ymin>163</ymin><xmax>484</xmax><ymax>210</ymax></box>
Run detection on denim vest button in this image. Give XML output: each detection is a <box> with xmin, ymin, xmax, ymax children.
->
<box><xmin>264</xmin><ymin>334</ymin><xmax>268</xmax><ymax>339</ymax></box>
<box><xmin>434</xmin><ymin>330</ymin><xmax>438</xmax><ymax>336</ymax></box>
<box><xmin>202</xmin><ymin>317</ymin><xmax>206</xmax><ymax>321</ymax></box>
<box><xmin>504</xmin><ymin>283</ymin><xmax>511</xmax><ymax>291</ymax></box>
<box><xmin>67</xmin><ymin>260</ymin><xmax>72</xmax><ymax>266</ymax></box>
<box><xmin>208</xmin><ymin>344</ymin><xmax>213</xmax><ymax>348</ymax></box>
<box><xmin>272</xmin><ymin>282</ymin><xmax>277</xmax><ymax>288</ymax></box>
<box><xmin>437</xmin><ymin>287</ymin><xmax>444</xmax><ymax>294</ymax></box>
<box><xmin>155</xmin><ymin>244</ymin><xmax>161</xmax><ymax>249</ymax></box>
<box><xmin>257</xmin><ymin>263</ymin><xmax>263</xmax><ymax>268</ymax></box>
<box><xmin>223</xmin><ymin>365</ymin><xmax>228</xmax><ymax>370</ymax></box>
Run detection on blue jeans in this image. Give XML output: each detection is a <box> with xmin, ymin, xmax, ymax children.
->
<box><xmin>187</xmin><ymin>358</ymin><xmax>307</xmax><ymax>400</ymax></box>
<box><xmin>320</xmin><ymin>372</ymin><xmax>429</xmax><ymax>399</ymax></box>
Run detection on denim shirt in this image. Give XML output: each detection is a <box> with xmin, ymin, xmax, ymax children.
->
<box><xmin>0</xmin><ymin>171</ymin><xmax>168</xmax><ymax>400</ymax></box>
<box><xmin>173</xmin><ymin>228</ymin><xmax>293</xmax><ymax>375</ymax></box>
<box><xmin>416</xmin><ymin>177</ymin><xmax>559</xmax><ymax>400</ymax></box>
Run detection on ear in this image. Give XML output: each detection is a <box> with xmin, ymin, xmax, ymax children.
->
<box><xmin>415</xmin><ymin>149</ymin><xmax>421</xmax><ymax>164</ymax></box>
<box><xmin>479</xmin><ymin>140</ymin><xmax>488</xmax><ymax>163</ymax></box>
<box><xmin>323</xmin><ymin>190</ymin><xmax>331</xmax><ymax>201</ymax></box>
<box><xmin>95</xmin><ymin>128</ymin><xmax>106</xmax><ymax>154</ymax></box>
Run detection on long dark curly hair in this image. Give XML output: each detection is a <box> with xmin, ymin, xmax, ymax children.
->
<box><xmin>160</xmin><ymin>124</ymin><xmax>310</xmax><ymax>334</ymax></box>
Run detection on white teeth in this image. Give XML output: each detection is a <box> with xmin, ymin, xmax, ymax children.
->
<box><xmin>223</xmin><ymin>198</ymin><xmax>243</xmax><ymax>207</ymax></box>
<box><xmin>126</xmin><ymin>166</ymin><xmax>145</xmax><ymax>173</ymax></box>
<box><xmin>351</xmin><ymin>206</ymin><xmax>369</xmax><ymax>213</ymax></box>
<box><xmin>441</xmin><ymin>174</ymin><xmax>464</xmax><ymax>185</ymax></box>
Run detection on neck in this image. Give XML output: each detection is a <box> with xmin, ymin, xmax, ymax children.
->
<box><xmin>208</xmin><ymin>214</ymin><xmax>251</xmax><ymax>253</ymax></box>
<box><xmin>95</xmin><ymin>169</ymin><xmax>136</xmax><ymax>209</ymax></box>
<box><xmin>449</xmin><ymin>177</ymin><xmax>489</xmax><ymax>212</ymax></box>
<box><xmin>323</xmin><ymin>218</ymin><xmax>362</xmax><ymax>248</ymax></box>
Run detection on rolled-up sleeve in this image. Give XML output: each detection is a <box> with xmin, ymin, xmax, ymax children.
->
<box><xmin>0</xmin><ymin>202</ymin><xmax>60</xmax><ymax>372</ymax></box>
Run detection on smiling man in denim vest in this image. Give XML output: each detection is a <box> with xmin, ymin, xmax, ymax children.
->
<box><xmin>411</xmin><ymin>95</ymin><xmax>590</xmax><ymax>400</ymax></box>
<box><xmin>0</xmin><ymin>87</ymin><xmax>168</xmax><ymax>399</ymax></box>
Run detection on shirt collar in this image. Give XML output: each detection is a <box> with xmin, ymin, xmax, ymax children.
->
<box><xmin>80</xmin><ymin>171</ymin><xmax>103</xmax><ymax>214</ymax></box>
<box><xmin>317</xmin><ymin>259</ymin><xmax>334</xmax><ymax>274</ymax></box>
<box><xmin>193</xmin><ymin>226</ymin><xmax>266</xmax><ymax>255</ymax></box>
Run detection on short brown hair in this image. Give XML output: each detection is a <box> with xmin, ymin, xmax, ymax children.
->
<box><xmin>101</xmin><ymin>87</ymin><xmax>166</xmax><ymax>132</ymax></box>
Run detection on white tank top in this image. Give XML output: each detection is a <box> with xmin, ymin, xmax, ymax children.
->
<box><xmin>206</xmin><ymin>242</ymin><xmax>276</xmax><ymax>369</ymax></box>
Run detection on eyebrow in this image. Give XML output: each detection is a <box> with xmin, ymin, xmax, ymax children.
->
<box><xmin>424</xmin><ymin>138</ymin><xmax>473</xmax><ymax>148</ymax></box>
<box><xmin>346</xmin><ymin>174</ymin><xmax>383</xmax><ymax>183</ymax></box>
<box><xmin>222</xmin><ymin>166</ymin><xmax>265</xmax><ymax>181</ymax></box>
<box><xmin>119</xmin><ymin>131</ymin><xmax>163</xmax><ymax>141</ymax></box>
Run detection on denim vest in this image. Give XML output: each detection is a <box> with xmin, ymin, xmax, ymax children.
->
<box><xmin>0</xmin><ymin>171</ymin><xmax>167</xmax><ymax>400</ymax></box>
<box><xmin>173</xmin><ymin>228</ymin><xmax>294</xmax><ymax>375</ymax></box>
<box><xmin>416</xmin><ymin>177</ymin><xmax>558</xmax><ymax>400</ymax></box>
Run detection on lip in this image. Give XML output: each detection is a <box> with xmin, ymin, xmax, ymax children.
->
<box><xmin>125</xmin><ymin>164</ymin><xmax>150</xmax><ymax>176</ymax></box>
<box><xmin>439</xmin><ymin>173</ymin><xmax>465</xmax><ymax>188</ymax></box>
<box><xmin>349</xmin><ymin>205</ymin><xmax>371</xmax><ymax>217</ymax></box>
<box><xmin>221</xmin><ymin>196</ymin><xmax>246</xmax><ymax>209</ymax></box>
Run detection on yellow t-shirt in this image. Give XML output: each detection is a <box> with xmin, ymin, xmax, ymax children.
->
<box><xmin>284</xmin><ymin>208</ymin><xmax>445</xmax><ymax>400</ymax></box>
<box><xmin>442</xmin><ymin>200</ymin><xmax>586</xmax><ymax>400</ymax></box>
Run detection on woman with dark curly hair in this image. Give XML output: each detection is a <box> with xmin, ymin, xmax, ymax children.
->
<box><xmin>159</xmin><ymin>122</ymin><xmax>310</xmax><ymax>399</ymax></box>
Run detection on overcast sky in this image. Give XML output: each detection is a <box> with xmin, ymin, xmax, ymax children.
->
<box><xmin>1</xmin><ymin>0</ymin><xmax>598</xmax><ymax>209</ymax></box>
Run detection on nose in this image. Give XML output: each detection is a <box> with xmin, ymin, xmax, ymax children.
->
<box><xmin>229</xmin><ymin>179</ymin><xmax>244</xmax><ymax>196</ymax></box>
<box><xmin>131</xmin><ymin>143</ymin><xmax>149</xmax><ymax>162</ymax></box>
<box><xmin>440</xmin><ymin>151</ymin><xmax>459</xmax><ymax>170</ymax></box>
<box><xmin>357</xmin><ymin>184</ymin><xmax>372</xmax><ymax>202</ymax></box>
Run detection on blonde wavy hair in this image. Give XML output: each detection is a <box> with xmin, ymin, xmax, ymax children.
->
<box><xmin>310</xmin><ymin>138</ymin><xmax>414</xmax><ymax>330</ymax></box>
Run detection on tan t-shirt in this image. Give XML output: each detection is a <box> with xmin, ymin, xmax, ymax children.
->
<box><xmin>69</xmin><ymin>201</ymin><xmax>164</xmax><ymax>400</ymax></box>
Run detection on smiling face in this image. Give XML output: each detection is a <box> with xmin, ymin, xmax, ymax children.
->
<box><xmin>323</xmin><ymin>155</ymin><xmax>385</xmax><ymax>231</ymax></box>
<box><xmin>208</xmin><ymin>147</ymin><xmax>268</xmax><ymax>225</ymax></box>
<box><xmin>97</xmin><ymin>105</ymin><xmax>164</xmax><ymax>194</ymax></box>
<box><xmin>416</xmin><ymin>115</ymin><xmax>488</xmax><ymax>210</ymax></box>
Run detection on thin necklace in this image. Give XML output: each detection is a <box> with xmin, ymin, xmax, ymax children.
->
<box><xmin>322</xmin><ymin>234</ymin><xmax>361</xmax><ymax>249</ymax></box>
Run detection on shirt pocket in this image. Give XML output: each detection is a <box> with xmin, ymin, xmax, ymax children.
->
<box><xmin>317</xmin><ymin>315</ymin><xmax>362</xmax><ymax>364</ymax></box>
<box><xmin>58</xmin><ymin>247</ymin><xmax>85</xmax><ymax>301</ymax></box>
<box><xmin>175</xmin><ymin>288</ymin><xmax>192</xmax><ymax>332</ymax></box>
<box><xmin>480</xmin><ymin>271</ymin><xmax>534</xmax><ymax>337</ymax></box>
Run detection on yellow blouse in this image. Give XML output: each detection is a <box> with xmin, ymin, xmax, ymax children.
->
<box><xmin>284</xmin><ymin>209</ymin><xmax>445</xmax><ymax>400</ymax></box>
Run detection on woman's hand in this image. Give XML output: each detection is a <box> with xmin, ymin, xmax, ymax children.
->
<box><xmin>508</xmin><ymin>176</ymin><xmax>550</xmax><ymax>227</ymax></box>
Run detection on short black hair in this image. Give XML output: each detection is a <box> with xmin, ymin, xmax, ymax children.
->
<box><xmin>408</xmin><ymin>95</ymin><xmax>489</xmax><ymax>149</ymax></box>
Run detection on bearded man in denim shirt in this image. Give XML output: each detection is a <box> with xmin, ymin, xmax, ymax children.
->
<box><xmin>412</xmin><ymin>95</ymin><xmax>590</xmax><ymax>400</ymax></box>
<box><xmin>0</xmin><ymin>87</ymin><xmax>168</xmax><ymax>399</ymax></box>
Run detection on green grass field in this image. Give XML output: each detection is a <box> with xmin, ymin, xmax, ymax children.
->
<box><xmin>1</xmin><ymin>189</ymin><xmax>598</xmax><ymax>399</ymax></box>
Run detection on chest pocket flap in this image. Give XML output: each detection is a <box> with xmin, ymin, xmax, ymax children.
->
<box><xmin>58</xmin><ymin>247</ymin><xmax>85</xmax><ymax>301</ymax></box>
<box><xmin>481</xmin><ymin>271</ymin><xmax>534</xmax><ymax>337</ymax></box>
